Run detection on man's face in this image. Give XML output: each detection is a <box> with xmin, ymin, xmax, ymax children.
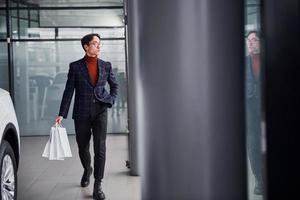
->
<box><xmin>246</xmin><ymin>32</ymin><xmax>260</xmax><ymax>55</ymax></box>
<box><xmin>84</xmin><ymin>36</ymin><xmax>101</xmax><ymax>57</ymax></box>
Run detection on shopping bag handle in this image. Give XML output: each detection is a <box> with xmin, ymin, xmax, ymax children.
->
<box><xmin>54</xmin><ymin>122</ymin><xmax>64</xmax><ymax>128</ymax></box>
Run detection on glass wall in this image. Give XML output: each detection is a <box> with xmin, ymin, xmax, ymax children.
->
<box><xmin>7</xmin><ymin>0</ymin><xmax>127</xmax><ymax>136</ymax></box>
<box><xmin>0</xmin><ymin>7</ymin><xmax>8</xmax><ymax>90</ymax></box>
<box><xmin>245</xmin><ymin>0</ymin><xmax>265</xmax><ymax>199</ymax></box>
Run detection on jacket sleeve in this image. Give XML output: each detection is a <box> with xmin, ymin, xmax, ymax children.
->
<box><xmin>58</xmin><ymin>64</ymin><xmax>75</xmax><ymax>118</ymax></box>
<box><xmin>107</xmin><ymin>62</ymin><xmax>118</xmax><ymax>104</ymax></box>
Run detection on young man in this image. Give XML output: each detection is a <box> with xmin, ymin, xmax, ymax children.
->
<box><xmin>56</xmin><ymin>33</ymin><xmax>118</xmax><ymax>200</ymax></box>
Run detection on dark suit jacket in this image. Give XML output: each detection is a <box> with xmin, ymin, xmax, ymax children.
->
<box><xmin>246</xmin><ymin>55</ymin><xmax>260</xmax><ymax>100</ymax></box>
<box><xmin>58</xmin><ymin>57</ymin><xmax>118</xmax><ymax>120</ymax></box>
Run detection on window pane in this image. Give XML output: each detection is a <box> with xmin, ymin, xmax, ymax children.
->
<box><xmin>0</xmin><ymin>10</ymin><xmax>6</xmax><ymax>39</ymax></box>
<box><xmin>11</xmin><ymin>17</ymin><xmax>18</xmax><ymax>38</ymax></box>
<box><xmin>101</xmin><ymin>40</ymin><xmax>126</xmax><ymax>71</ymax></box>
<box><xmin>20</xmin><ymin>19</ymin><xmax>29</xmax><ymax>38</ymax></box>
<box><xmin>30</xmin><ymin>21</ymin><xmax>39</xmax><ymax>27</ymax></box>
<box><xmin>246</xmin><ymin>6</ymin><xmax>261</xmax><ymax>32</ymax></box>
<box><xmin>26</xmin><ymin>28</ymin><xmax>55</xmax><ymax>39</ymax></box>
<box><xmin>20</xmin><ymin>10</ymin><xmax>28</xmax><ymax>19</ymax></box>
<box><xmin>11</xmin><ymin>10</ymin><xmax>17</xmax><ymax>17</ymax></box>
<box><xmin>39</xmin><ymin>9</ymin><xmax>124</xmax><ymax>27</ymax></box>
<box><xmin>11</xmin><ymin>17</ymin><xmax>31</xmax><ymax>39</ymax></box>
<box><xmin>10</xmin><ymin>2</ymin><xmax>17</xmax><ymax>7</ymax></box>
<box><xmin>0</xmin><ymin>42</ymin><xmax>9</xmax><ymax>90</ymax></box>
<box><xmin>30</xmin><ymin>10</ymin><xmax>39</xmax><ymax>21</ymax></box>
<box><xmin>101</xmin><ymin>40</ymin><xmax>127</xmax><ymax>131</ymax></box>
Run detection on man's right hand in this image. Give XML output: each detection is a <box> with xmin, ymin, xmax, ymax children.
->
<box><xmin>55</xmin><ymin>116</ymin><xmax>63</xmax><ymax>124</ymax></box>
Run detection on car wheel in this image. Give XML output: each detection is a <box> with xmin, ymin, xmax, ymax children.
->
<box><xmin>0</xmin><ymin>140</ymin><xmax>17</xmax><ymax>200</ymax></box>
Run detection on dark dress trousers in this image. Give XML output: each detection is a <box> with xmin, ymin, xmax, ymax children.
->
<box><xmin>58</xmin><ymin>57</ymin><xmax>118</xmax><ymax>181</ymax></box>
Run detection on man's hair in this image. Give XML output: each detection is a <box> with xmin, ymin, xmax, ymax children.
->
<box><xmin>81</xmin><ymin>33</ymin><xmax>101</xmax><ymax>51</ymax></box>
<box><xmin>246</xmin><ymin>30</ymin><xmax>260</xmax><ymax>38</ymax></box>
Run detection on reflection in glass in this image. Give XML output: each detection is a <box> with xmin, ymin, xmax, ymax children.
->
<box><xmin>245</xmin><ymin>0</ymin><xmax>264</xmax><ymax>200</ymax></box>
<box><xmin>13</xmin><ymin>41</ymin><xmax>127</xmax><ymax>136</ymax></box>
<box><xmin>246</xmin><ymin>31</ymin><xmax>263</xmax><ymax>197</ymax></box>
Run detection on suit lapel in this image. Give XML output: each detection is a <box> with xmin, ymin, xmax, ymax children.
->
<box><xmin>96</xmin><ymin>59</ymin><xmax>104</xmax><ymax>86</ymax></box>
<box><xmin>79</xmin><ymin>58</ymin><xmax>93</xmax><ymax>87</ymax></box>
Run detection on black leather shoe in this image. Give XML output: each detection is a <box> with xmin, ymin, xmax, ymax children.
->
<box><xmin>80</xmin><ymin>167</ymin><xmax>93</xmax><ymax>187</ymax></box>
<box><xmin>93</xmin><ymin>181</ymin><xmax>105</xmax><ymax>200</ymax></box>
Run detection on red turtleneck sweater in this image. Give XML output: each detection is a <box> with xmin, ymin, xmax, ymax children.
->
<box><xmin>250</xmin><ymin>54</ymin><xmax>260</xmax><ymax>80</ymax></box>
<box><xmin>85</xmin><ymin>55</ymin><xmax>98</xmax><ymax>86</ymax></box>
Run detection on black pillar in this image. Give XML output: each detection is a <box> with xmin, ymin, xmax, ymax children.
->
<box><xmin>263</xmin><ymin>0</ymin><xmax>300</xmax><ymax>199</ymax></box>
<box><xmin>128</xmin><ymin>0</ymin><xmax>247</xmax><ymax>199</ymax></box>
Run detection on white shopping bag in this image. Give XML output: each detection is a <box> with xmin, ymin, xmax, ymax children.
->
<box><xmin>42</xmin><ymin>123</ymin><xmax>72</xmax><ymax>160</ymax></box>
<box><xmin>57</xmin><ymin>125</ymin><xmax>72</xmax><ymax>158</ymax></box>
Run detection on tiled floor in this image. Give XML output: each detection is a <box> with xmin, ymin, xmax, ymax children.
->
<box><xmin>17</xmin><ymin>134</ymin><xmax>263</xmax><ymax>200</ymax></box>
<box><xmin>17</xmin><ymin>135</ymin><xmax>141</xmax><ymax>200</ymax></box>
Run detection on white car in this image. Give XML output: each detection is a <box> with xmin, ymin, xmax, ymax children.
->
<box><xmin>0</xmin><ymin>88</ymin><xmax>20</xmax><ymax>200</ymax></box>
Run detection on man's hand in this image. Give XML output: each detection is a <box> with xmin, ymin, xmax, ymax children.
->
<box><xmin>55</xmin><ymin>116</ymin><xmax>63</xmax><ymax>124</ymax></box>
